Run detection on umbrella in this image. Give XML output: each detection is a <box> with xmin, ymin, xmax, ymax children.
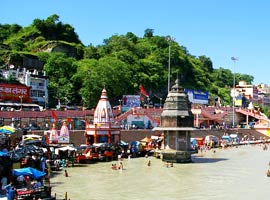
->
<box><xmin>12</xmin><ymin>167</ymin><xmax>46</xmax><ymax>179</ymax></box>
<box><xmin>58</xmin><ymin>146</ymin><xmax>77</xmax><ymax>151</ymax></box>
<box><xmin>140</xmin><ymin>137</ymin><xmax>151</xmax><ymax>143</ymax></box>
<box><xmin>120</xmin><ymin>140</ymin><xmax>128</xmax><ymax>146</ymax></box>
<box><xmin>0</xmin><ymin>151</ymin><xmax>8</xmax><ymax>157</ymax></box>
<box><xmin>0</xmin><ymin>126</ymin><xmax>16</xmax><ymax>134</ymax></box>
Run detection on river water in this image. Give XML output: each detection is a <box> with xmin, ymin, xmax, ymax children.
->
<box><xmin>50</xmin><ymin>144</ymin><xmax>270</xmax><ymax>200</ymax></box>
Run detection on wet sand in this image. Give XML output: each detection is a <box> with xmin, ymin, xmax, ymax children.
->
<box><xmin>50</xmin><ymin>145</ymin><xmax>270</xmax><ymax>200</ymax></box>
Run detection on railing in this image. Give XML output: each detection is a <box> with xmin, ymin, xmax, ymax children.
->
<box><xmin>0</xmin><ymin>109</ymin><xmax>122</xmax><ymax>120</ymax></box>
<box><xmin>236</xmin><ymin>108</ymin><xmax>268</xmax><ymax>121</ymax></box>
<box><xmin>0</xmin><ymin>110</ymin><xmax>93</xmax><ymax>119</ymax></box>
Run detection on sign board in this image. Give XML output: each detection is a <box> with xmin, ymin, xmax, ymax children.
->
<box><xmin>58</xmin><ymin>136</ymin><xmax>69</xmax><ymax>144</ymax></box>
<box><xmin>185</xmin><ymin>89</ymin><xmax>209</xmax><ymax>105</ymax></box>
<box><xmin>121</xmin><ymin>95</ymin><xmax>140</xmax><ymax>112</ymax></box>
<box><xmin>0</xmin><ymin>83</ymin><xmax>32</xmax><ymax>102</ymax></box>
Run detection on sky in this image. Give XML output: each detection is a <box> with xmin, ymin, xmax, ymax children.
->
<box><xmin>1</xmin><ymin>0</ymin><xmax>270</xmax><ymax>85</ymax></box>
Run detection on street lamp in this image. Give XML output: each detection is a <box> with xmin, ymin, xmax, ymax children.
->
<box><xmin>231</xmin><ymin>56</ymin><xmax>238</xmax><ymax>128</ymax></box>
<box><xmin>166</xmin><ymin>36</ymin><xmax>175</xmax><ymax>93</ymax></box>
<box><xmin>160</xmin><ymin>98</ymin><xmax>162</xmax><ymax>108</ymax></box>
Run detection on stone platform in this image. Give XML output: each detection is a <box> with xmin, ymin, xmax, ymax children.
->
<box><xmin>161</xmin><ymin>149</ymin><xmax>198</xmax><ymax>163</ymax></box>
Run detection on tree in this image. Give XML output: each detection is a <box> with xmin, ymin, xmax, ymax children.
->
<box><xmin>32</xmin><ymin>14</ymin><xmax>81</xmax><ymax>43</ymax></box>
<box><xmin>75</xmin><ymin>56</ymin><xmax>132</xmax><ymax>108</ymax></box>
<box><xmin>84</xmin><ymin>45</ymin><xmax>100</xmax><ymax>60</ymax></box>
<box><xmin>212</xmin><ymin>68</ymin><xmax>233</xmax><ymax>88</ymax></box>
<box><xmin>0</xmin><ymin>23</ymin><xmax>22</xmax><ymax>43</ymax></box>
<box><xmin>1</xmin><ymin>16</ymin><xmax>257</xmax><ymax>109</ymax></box>
<box><xmin>144</xmin><ymin>28</ymin><xmax>154</xmax><ymax>38</ymax></box>
<box><xmin>43</xmin><ymin>53</ymin><xmax>78</xmax><ymax>108</ymax></box>
<box><xmin>235</xmin><ymin>73</ymin><xmax>254</xmax><ymax>84</ymax></box>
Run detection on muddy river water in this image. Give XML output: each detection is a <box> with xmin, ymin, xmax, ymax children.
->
<box><xmin>50</xmin><ymin>144</ymin><xmax>270</xmax><ymax>200</ymax></box>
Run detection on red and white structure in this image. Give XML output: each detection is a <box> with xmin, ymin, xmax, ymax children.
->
<box><xmin>85</xmin><ymin>88</ymin><xmax>121</xmax><ymax>145</ymax></box>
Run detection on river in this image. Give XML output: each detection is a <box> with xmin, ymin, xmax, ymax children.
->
<box><xmin>50</xmin><ymin>144</ymin><xmax>270</xmax><ymax>200</ymax></box>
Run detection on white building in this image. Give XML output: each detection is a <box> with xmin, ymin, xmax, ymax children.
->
<box><xmin>2</xmin><ymin>67</ymin><xmax>48</xmax><ymax>109</ymax></box>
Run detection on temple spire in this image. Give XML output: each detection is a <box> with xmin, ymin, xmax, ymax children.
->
<box><xmin>93</xmin><ymin>88</ymin><xmax>114</xmax><ymax>124</ymax></box>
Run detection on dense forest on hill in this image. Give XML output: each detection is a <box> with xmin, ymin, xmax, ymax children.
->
<box><xmin>0</xmin><ymin>14</ymin><xmax>254</xmax><ymax>109</ymax></box>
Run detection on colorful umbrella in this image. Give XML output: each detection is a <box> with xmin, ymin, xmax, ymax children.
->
<box><xmin>0</xmin><ymin>151</ymin><xmax>8</xmax><ymax>157</ymax></box>
<box><xmin>12</xmin><ymin>167</ymin><xmax>46</xmax><ymax>179</ymax></box>
<box><xmin>0</xmin><ymin>125</ymin><xmax>16</xmax><ymax>134</ymax></box>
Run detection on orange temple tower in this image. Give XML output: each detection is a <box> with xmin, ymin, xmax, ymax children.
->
<box><xmin>85</xmin><ymin>88</ymin><xmax>121</xmax><ymax>145</ymax></box>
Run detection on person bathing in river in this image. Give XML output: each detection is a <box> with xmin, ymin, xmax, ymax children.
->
<box><xmin>118</xmin><ymin>162</ymin><xmax>123</xmax><ymax>170</ymax></box>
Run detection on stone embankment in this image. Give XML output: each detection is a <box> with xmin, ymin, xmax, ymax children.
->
<box><xmin>21</xmin><ymin>128</ymin><xmax>270</xmax><ymax>146</ymax></box>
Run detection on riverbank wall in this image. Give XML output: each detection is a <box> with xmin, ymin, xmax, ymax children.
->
<box><xmin>19</xmin><ymin>128</ymin><xmax>270</xmax><ymax>146</ymax></box>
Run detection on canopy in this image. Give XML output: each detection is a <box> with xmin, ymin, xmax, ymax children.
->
<box><xmin>222</xmin><ymin>135</ymin><xmax>231</xmax><ymax>139</ymax></box>
<box><xmin>0</xmin><ymin>126</ymin><xmax>16</xmax><ymax>134</ymax></box>
<box><xmin>8</xmin><ymin>145</ymin><xmax>45</xmax><ymax>161</ymax></box>
<box><xmin>190</xmin><ymin>138</ymin><xmax>197</xmax><ymax>146</ymax></box>
<box><xmin>140</xmin><ymin>137</ymin><xmax>151</xmax><ymax>143</ymax></box>
<box><xmin>130</xmin><ymin>141</ymin><xmax>141</xmax><ymax>146</ymax></box>
<box><xmin>120</xmin><ymin>140</ymin><xmax>128</xmax><ymax>146</ymax></box>
<box><xmin>22</xmin><ymin>134</ymin><xmax>42</xmax><ymax>141</ymax></box>
<box><xmin>230</xmin><ymin>134</ymin><xmax>238</xmax><ymax>138</ymax></box>
<box><xmin>58</xmin><ymin>146</ymin><xmax>77</xmax><ymax>151</ymax></box>
<box><xmin>12</xmin><ymin>167</ymin><xmax>46</xmax><ymax>179</ymax></box>
<box><xmin>0</xmin><ymin>151</ymin><xmax>8</xmax><ymax>157</ymax></box>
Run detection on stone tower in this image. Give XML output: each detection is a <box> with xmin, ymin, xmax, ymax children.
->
<box><xmin>154</xmin><ymin>79</ymin><xmax>196</xmax><ymax>163</ymax></box>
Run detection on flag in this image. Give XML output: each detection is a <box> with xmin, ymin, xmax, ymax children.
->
<box><xmin>51</xmin><ymin>110</ymin><xmax>58</xmax><ymax>122</ymax></box>
<box><xmin>139</xmin><ymin>84</ymin><xmax>149</xmax><ymax>97</ymax></box>
<box><xmin>67</xmin><ymin>117</ymin><xmax>72</xmax><ymax>123</ymax></box>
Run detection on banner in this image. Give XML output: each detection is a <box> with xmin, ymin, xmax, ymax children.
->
<box><xmin>185</xmin><ymin>89</ymin><xmax>209</xmax><ymax>105</ymax></box>
<box><xmin>122</xmin><ymin>95</ymin><xmax>140</xmax><ymax>112</ymax></box>
<box><xmin>0</xmin><ymin>84</ymin><xmax>32</xmax><ymax>102</ymax></box>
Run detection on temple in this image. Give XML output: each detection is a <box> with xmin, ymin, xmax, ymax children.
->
<box><xmin>85</xmin><ymin>88</ymin><xmax>121</xmax><ymax>144</ymax></box>
<box><xmin>154</xmin><ymin>79</ymin><xmax>197</xmax><ymax>163</ymax></box>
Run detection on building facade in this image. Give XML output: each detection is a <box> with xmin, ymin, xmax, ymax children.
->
<box><xmin>1</xmin><ymin>67</ymin><xmax>48</xmax><ymax>109</ymax></box>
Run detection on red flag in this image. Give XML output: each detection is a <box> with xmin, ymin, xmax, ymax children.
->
<box><xmin>139</xmin><ymin>84</ymin><xmax>149</xmax><ymax>97</ymax></box>
<box><xmin>51</xmin><ymin>110</ymin><xmax>58</xmax><ymax>122</ymax></box>
<box><xmin>67</xmin><ymin>117</ymin><xmax>72</xmax><ymax>123</ymax></box>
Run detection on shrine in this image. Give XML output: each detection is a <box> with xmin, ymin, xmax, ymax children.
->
<box><xmin>153</xmin><ymin>79</ymin><xmax>196</xmax><ymax>163</ymax></box>
<box><xmin>85</xmin><ymin>88</ymin><xmax>121</xmax><ymax>144</ymax></box>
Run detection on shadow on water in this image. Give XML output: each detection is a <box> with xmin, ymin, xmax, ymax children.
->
<box><xmin>192</xmin><ymin>156</ymin><xmax>228</xmax><ymax>163</ymax></box>
<box><xmin>73</xmin><ymin>163</ymin><xmax>93</xmax><ymax>167</ymax></box>
<box><xmin>50</xmin><ymin>181</ymin><xmax>65</xmax><ymax>186</ymax></box>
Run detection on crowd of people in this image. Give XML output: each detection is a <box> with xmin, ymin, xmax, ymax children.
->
<box><xmin>0</xmin><ymin>134</ymin><xmax>54</xmax><ymax>200</ymax></box>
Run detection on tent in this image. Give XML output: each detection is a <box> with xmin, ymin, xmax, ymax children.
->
<box><xmin>222</xmin><ymin>135</ymin><xmax>231</xmax><ymax>143</ymax></box>
<box><xmin>0</xmin><ymin>125</ymin><xmax>16</xmax><ymax>134</ymax></box>
<box><xmin>140</xmin><ymin>137</ymin><xmax>151</xmax><ymax>143</ymax></box>
<box><xmin>120</xmin><ymin>140</ymin><xmax>128</xmax><ymax>146</ymax></box>
<box><xmin>57</xmin><ymin>146</ymin><xmax>77</xmax><ymax>151</ymax></box>
<box><xmin>190</xmin><ymin>138</ymin><xmax>197</xmax><ymax>147</ymax></box>
<box><xmin>12</xmin><ymin>167</ymin><xmax>46</xmax><ymax>179</ymax></box>
<box><xmin>0</xmin><ymin>151</ymin><xmax>8</xmax><ymax>157</ymax></box>
<box><xmin>8</xmin><ymin>145</ymin><xmax>45</xmax><ymax>161</ymax></box>
<box><xmin>130</xmin><ymin>141</ymin><xmax>143</xmax><ymax>153</ymax></box>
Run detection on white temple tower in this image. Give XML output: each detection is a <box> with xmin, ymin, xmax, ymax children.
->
<box><xmin>85</xmin><ymin>88</ymin><xmax>121</xmax><ymax>144</ymax></box>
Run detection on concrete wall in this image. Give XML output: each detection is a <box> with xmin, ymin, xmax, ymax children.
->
<box><xmin>24</xmin><ymin>128</ymin><xmax>270</xmax><ymax>146</ymax></box>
